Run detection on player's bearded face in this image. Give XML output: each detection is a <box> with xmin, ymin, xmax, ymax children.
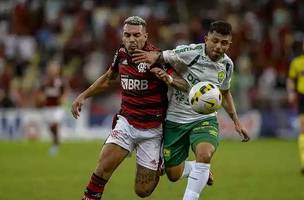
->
<box><xmin>122</xmin><ymin>24</ymin><xmax>148</xmax><ymax>54</ymax></box>
<box><xmin>205</xmin><ymin>32</ymin><xmax>232</xmax><ymax>61</ymax></box>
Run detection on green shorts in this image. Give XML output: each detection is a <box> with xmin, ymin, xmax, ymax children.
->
<box><xmin>163</xmin><ymin>117</ymin><xmax>219</xmax><ymax>167</ymax></box>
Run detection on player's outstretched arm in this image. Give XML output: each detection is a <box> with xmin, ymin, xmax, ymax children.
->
<box><xmin>221</xmin><ymin>89</ymin><xmax>250</xmax><ymax>142</ymax></box>
<box><xmin>71</xmin><ymin>68</ymin><xmax>118</xmax><ymax>119</ymax></box>
<box><xmin>132</xmin><ymin>50</ymin><xmax>164</xmax><ymax>65</ymax></box>
<box><xmin>150</xmin><ymin>68</ymin><xmax>189</xmax><ymax>92</ymax></box>
<box><xmin>132</xmin><ymin>49</ymin><xmax>188</xmax><ymax>74</ymax></box>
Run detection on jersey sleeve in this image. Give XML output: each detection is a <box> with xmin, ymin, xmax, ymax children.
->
<box><xmin>110</xmin><ymin>50</ymin><xmax>120</xmax><ymax>72</ymax></box>
<box><xmin>220</xmin><ymin>60</ymin><xmax>234</xmax><ymax>90</ymax></box>
<box><xmin>162</xmin><ymin>44</ymin><xmax>201</xmax><ymax>68</ymax></box>
<box><xmin>288</xmin><ymin>59</ymin><xmax>297</xmax><ymax>79</ymax></box>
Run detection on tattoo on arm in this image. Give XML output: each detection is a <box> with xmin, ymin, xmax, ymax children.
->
<box><xmin>171</xmin><ymin>72</ymin><xmax>190</xmax><ymax>93</ymax></box>
<box><xmin>105</xmin><ymin>70</ymin><xmax>118</xmax><ymax>81</ymax></box>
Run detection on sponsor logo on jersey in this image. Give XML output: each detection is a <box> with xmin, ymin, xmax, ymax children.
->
<box><xmin>121</xmin><ymin>59</ymin><xmax>128</xmax><ymax>65</ymax></box>
<box><xmin>137</xmin><ymin>62</ymin><xmax>149</xmax><ymax>73</ymax></box>
<box><xmin>121</xmin><ymin>78</ymin><xmax>148</xmax><ymax>90</ymax></box>
<box><xmin>174</xmin><ymin>90</ymin><xmax>186</xmax><ymax>103</ymax></box>
<box><xmin>186</xmin><ymin>73</ymin><xmax>200</xmax><ymax>85</ymax></box>
<box><xmin>218</xmin><ymin>71</ymin><xmax>225</xmax><ymax>83</ymax></box>
<box><xmin>174</xmin><ymin>45</ymin><xmax>203</xmax><ymax>54</ymax></box>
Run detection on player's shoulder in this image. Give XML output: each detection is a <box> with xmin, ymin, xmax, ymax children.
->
<box><xmin>110</xmin><ymin>45</ymin><xmax>127</xmax><ymax>68</ymax></box>
<box><xmin>172</xmin><ymin>43</ymin><xmax>203</xmax><ymax>66</ymax></box>
<box><xmin>112</xmin><ymin>45</ymin><xmax>129</xmax><ymax>64</ymax></box>
<box><xmin>144</xmin><ymin>42</ymin><xmax>161</xmax><ymax>51</ymax></box>
<box><xmin>291</xmin><ymin>55</ymin><xmax>304</xmax><ymax>65</ymax></box>
<box><xmin>117</xmin><ymin>46</ymin><xmax>127</xmax><ymax>56</ymax></box>
<box><xmin>221</xmin><ymin>54</ymin><xmax>234</xmax><ymax>71</ymax></box>
<box><xmin>174</xmin><ymin>43</ymin><xmax>203</xmax><ymax>54</ymax></box>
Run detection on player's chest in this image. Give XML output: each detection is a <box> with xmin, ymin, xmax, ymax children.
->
<box><xmin>118</xmin><ymin>62</ymin><xmax>151</xmax><ymax>78</ymax></box>
<box><xmin>183</xmin><ymin>61</ymin><xmax>227</xmax><ymax>87</ymax></box>
<box><xmin>45</xmin><ymin>78</ymin><xmax>63</xmax><ymax>89</ymax></box>
<box><xmin>118</xmin><ymin>62</ymin><xmax>154</xmax><ymax>91</ymax></box>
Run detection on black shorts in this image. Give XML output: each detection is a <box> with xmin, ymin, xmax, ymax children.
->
<box><xmin>299</xmin><ymin>94</ymin><xmax>304</xmax><ymax>114</ymax></box>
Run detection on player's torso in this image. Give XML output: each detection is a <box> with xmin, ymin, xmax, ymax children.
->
<box><xmin>119</xmin><ymin>61</ymin><xmax>154</xmax><ymax>91</ymax></box>
<box><xmin>116</xmin><ymin>48</ymin><xmax>168</xmax><ymax>128</ymax></box>
<box><xmin>167</xmin><ymin>45</ymin><xmax>230</xmax><ymax>123</ymax></box>
<box><xmin>43</xmin><ymin>77</ymin><xmax>64</xmax><ymax>106</ymax></box>
<box><xmin>183</xmin><ymin>58</ymin><xmax>228</xmax><ymax>88</ymax></box>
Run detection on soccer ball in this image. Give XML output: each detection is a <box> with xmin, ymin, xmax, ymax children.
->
<box><xmin>188</xmin><ymin>81</ymin><xmax>222</xmax><ymax>114</ymax></box>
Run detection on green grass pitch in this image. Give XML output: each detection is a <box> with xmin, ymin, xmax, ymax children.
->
<box><xmin>0</xmin><ymin>139</ymin><xmax>303</xmax><ymax>200</ymax></box>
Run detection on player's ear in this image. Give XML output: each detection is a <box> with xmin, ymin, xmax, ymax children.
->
<box><xmin>144</xmin><ymin>32</ymin><xmax>148</xmax><ymax>40</ymax></box>
<box><xmin>204</xmin><ymin>35</ymin><xmax>208</xmax><ymax>43</ymax></box>
<box><xmin>228</xmin><ymin>35</ymin><xmax>232</xmax><ymax>44</ymax></box>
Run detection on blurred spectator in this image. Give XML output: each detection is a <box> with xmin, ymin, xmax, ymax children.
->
<box><xmin>37</xmin><ymin>60</ymin><xmax>69</xmax><ymax>155</ymax></box>
<box><xmin>0</xmin><ymin>89</ymin><xmax>15</xmax><ymax>108</ymax></box>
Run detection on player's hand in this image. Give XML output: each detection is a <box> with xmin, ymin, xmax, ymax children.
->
<box><xmin>132</xmin><ymin>49</ymin><xmax>160</xmax><ymax>64</ymax></box>
<box><xmin>234</xmin><ymin>120</ymin><xmax>250</xmax><ymax>142</ymax></box>
<box><xmin>71</xmin><ymin>96</ymin><xmax>85</xmax><ymax>119</ymax></box>
<box><xmin>150</xmin><ymin>68</ymin><xmax>173</xmax><ymax>85</ymax></box>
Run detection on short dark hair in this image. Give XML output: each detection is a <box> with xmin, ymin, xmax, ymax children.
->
<box><xmin>209</xmin><ymin>21</ymin><xmax>232</xmax><ymax>35</ymax></box>
<box><xmin>124</xmin><ymin>16</ymin><xmax>146</xmax><ymax>27</ymax></box>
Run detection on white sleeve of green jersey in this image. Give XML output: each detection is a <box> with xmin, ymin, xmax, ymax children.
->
<box><xmin>220</xmin><ymin>60</ymin><xmax>234</xmax><ymax>90</ymax></box>
<box><xmin>162</xmin><ymin>44</ymin><xmax>201</xmax><ymax>67</ymax></box>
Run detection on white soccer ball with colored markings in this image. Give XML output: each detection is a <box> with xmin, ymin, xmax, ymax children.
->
<box><xmin>188</xmin><ymin>81</ymin><xmax>222</xmax><ymax>114</ymax></box>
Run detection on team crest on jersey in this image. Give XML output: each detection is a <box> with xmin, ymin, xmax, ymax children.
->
<box><xmin>137</xmin><ymin>63</ymin><xmax>149</xmax><ymax>73</ymax></box>
<box><xmin>218</xmin><ymin>71</ymin><xmax>225</xmax><ymax>83</ymax></box>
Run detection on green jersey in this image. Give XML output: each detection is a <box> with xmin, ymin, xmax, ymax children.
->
<box><xmin>162</xmin><ymin>43</ymin><xmax>234</xmax><ymax>123</ymax></box>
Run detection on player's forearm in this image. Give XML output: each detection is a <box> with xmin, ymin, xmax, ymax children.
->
<box><xmin>156</xmin><ymin>51</ymin><xmax>165</xmax><ymax>64</ymax></box>
<box><xmin>169</xmin><ymin>72</ymin><xmax>190</xmax><ymax>93</ymax></box>
<box><xmin>221</xmin><ymin>90</ymin><xmax>239</xmax><ymax>124</ymax></box>
<box><xmin>80</xmin><ymin>70</ymin><xmax>117</xmax><ymax>99</ymax></box>
<box><xmin>80</xmin><ymin>77</ymin><xmax>106</xmax><ymax>99</ymax></box>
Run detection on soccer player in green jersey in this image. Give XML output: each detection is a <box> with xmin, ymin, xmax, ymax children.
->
<box><xmin>132</xmin><ymin>21</ymin><xmax>250</xmax><ymax>200</ymax></box>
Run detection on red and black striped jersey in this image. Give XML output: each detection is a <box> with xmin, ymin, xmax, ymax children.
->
<box><xmin>111</xmin><ymin>43</ymin><xmax>172</xmax><ymax>129</ymax></box>
<box><xmin>41</xmin><ymin>76</ymin><xmax>65</xmax><ymax>106</ymax></box>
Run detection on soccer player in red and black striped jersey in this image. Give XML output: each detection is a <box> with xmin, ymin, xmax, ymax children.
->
<box><xmin>71</xmin><ymin>16</ymin><xmax>188</xmax><ymax>200</ymax></box>
<box><xmin>38</xmin><ymin>61</ymin><xmax>68</xmax><ymax>155</ymax></box>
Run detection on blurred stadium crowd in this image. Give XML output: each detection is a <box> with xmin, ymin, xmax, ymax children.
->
<box><xmin>0</xmin><ymin>0</ymin><xmax>303</xmax><ymax>135</ymax></box>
